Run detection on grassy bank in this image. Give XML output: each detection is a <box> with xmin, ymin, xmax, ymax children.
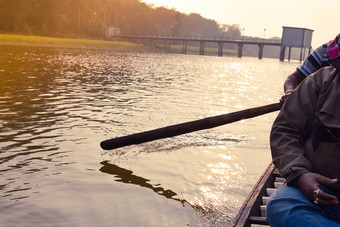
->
<box><xmin>0</xmin><ymin>34</ymin><xmax>149</xmax><ymax>50</ymax></box>
<box><xmin>0</xmin><ymin>34</ymin><xmax>242</xmax><ymax>56</ymax></box>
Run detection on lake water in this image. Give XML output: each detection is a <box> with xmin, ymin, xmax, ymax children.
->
<box><xmin>0</xmin><ymin>45</ymin><xmax>299</xmax><ymax>226</ymax></box>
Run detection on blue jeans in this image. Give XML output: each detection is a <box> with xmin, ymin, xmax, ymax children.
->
<box><xmin>267</xmin><ymin>184</ymin><xmax>340</xmax><ymax>227</ymax></box>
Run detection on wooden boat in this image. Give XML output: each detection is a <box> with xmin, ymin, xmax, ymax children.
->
<box><xmin>232</xmin><ymin>162</ymin><xmax>284</xmax><ymax>227</ymax></box>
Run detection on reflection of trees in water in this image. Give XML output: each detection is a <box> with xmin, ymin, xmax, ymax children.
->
<box><xmin>0</xmin><ymin>46</ymin><xmax>94</xmax><ymax>174</ymax></box>
<box><xmin>0</xmin><ymin>46</ymin><xmax>61</xmax><ymax>130</ymax></box>
<box><xmin>0</xmin><ymin>46</ymin><xmax>66</xmax><ymax>171</ymax></box>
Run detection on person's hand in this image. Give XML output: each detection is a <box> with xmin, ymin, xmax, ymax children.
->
<box><xmin>280</xmin><ymin>90</ymin><xmax>293</xmax><ymax>104</ymax></box>
<box><xmin>295</xmin><ymin>172</ymin><xmax>339</xmax><ymax>206</ymax></box>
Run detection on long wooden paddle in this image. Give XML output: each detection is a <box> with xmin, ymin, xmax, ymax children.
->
<box><xmin>100</xmin><ymin>102</ymin><xmax>282</xmax><ymax>150</ymax></box>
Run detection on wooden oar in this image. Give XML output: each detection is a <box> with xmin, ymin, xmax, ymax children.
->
<box><xmin>100</xmin><ymin>102</ymin><xmax>282</xmax><ymax>150</ymax></box>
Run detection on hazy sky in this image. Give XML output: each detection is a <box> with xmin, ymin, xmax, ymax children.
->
<box><xmin>141</xmin><ymin>0</ymin><xmax>335</xmax><ymax>48</ymax></box>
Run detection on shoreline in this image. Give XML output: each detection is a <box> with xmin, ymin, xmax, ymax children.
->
<box><xmin>0</xmin><ymin>41</ymin><xmax>150</xmax><ymax>52</ymax></box>
<box><xmin>0</xmin><ymin>33</ymin><xmax>240</xmax><ymax>56</ymax></box>
<box><xmin>0</xmin><ymin>34</ymin><xmax>150</xmax><ymax>51</ymax></box>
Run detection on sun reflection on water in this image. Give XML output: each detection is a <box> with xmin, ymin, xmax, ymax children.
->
<box><xmin>0</xmin><ymin>46</ymin><xmax>298</xmax><ymax>226</ymax></box>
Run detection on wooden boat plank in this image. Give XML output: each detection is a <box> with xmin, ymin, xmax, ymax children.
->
<box><xmin>232</xmin><ymin>162</ymin><xmax>278</xmax><ymax>227</ymax></box>
<box><xmin>250</xmin><ymin>224</ymin><xmax>270</xmax><ymax>227</ymax></box>
<box><xmin>249</xmin><ymin>216</ymin><xmax>267</xmax><ymax>224</ymax></box>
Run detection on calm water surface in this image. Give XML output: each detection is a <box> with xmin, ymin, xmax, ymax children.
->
<box><xmin>0</xmin><ymin>45</ymin><xmax>299</xmax><ymax>226</ymax></box>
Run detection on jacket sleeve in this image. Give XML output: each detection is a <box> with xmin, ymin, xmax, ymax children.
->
<box><xmin>270</xmin><ymin>67</ymin><xmax>335</xmax><ymax>184</ymax></box>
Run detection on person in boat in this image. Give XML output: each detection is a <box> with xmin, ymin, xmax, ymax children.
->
<box><xmin>282</xmin><ymin>34</ymin><xmax>340</xmax><ymax>102</ymax></box>
<box><xmin>267</xmin><ymin>55</ymin><xmax>340</xmax><ymax>226</ymax></box>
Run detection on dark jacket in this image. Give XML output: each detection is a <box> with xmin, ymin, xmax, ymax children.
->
<box><xmin>270</xmin><ymin>65</ymin><xmax>340</xmax><ymax>189</ymax></box>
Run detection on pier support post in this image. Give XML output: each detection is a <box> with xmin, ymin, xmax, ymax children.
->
<box><xmin>258</xmin><ymin>44</ymin><xmax>264</xmax><ymax>59</ymax></box>
<box><xmin>182</xmin><ymin>41</ymin><xmax>187</xmax><ymax>54</ymax></box>
<box><xmin>238</xmin><ymin>44</ymin><xmax>243</xmax><ymax>58</ymax></box>
<box><xmin>167</xmin><ymin>41</ymin><xmax>171</xmax><ymax>51</ymax></box>
<box><xmin>303</xmin><ymin>47</ymin><xmax>306</xmax><ymax>60</ymax></box>
<box><xmin>199</xmin><ymin>41</ymin><xmax>205</xmax><ymax>55</ymax></box>
<box><xmin>218</xmin><ymin>42</ymin><xmax>223</xmax><ymax>56</ymax></box>
<box><xmin>279</xmin><ymin>45</ymin><xmax>286</xmax><ymax>61</ymax></box>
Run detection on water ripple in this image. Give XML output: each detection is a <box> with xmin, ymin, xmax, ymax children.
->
<box><xmin>0</xmin><ymin>45</ymin><xmax>298</xmax><ymax>226</ymax></box>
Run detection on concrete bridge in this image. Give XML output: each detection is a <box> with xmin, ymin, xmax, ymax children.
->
<box><xmin>114</xmin><ymin>35</ymin><xmax>307</xmax><ymax>61</ymax></box>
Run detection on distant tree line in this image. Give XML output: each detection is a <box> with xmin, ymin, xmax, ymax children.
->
<box><xmin>0</xmin><ymin>0</ymin><xmax>287</xmax><ymax>58</ymax></box>
<box><xmin>0</xmin><ymin>0</ymin><xmax>243</xmax><ymax>39</ymax></box>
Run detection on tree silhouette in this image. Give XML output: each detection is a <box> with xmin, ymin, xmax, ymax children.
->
<box><xmin>0</xmin><ymin>0</ymin><xmax>242</xmax><ymax>39</ymax></box>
